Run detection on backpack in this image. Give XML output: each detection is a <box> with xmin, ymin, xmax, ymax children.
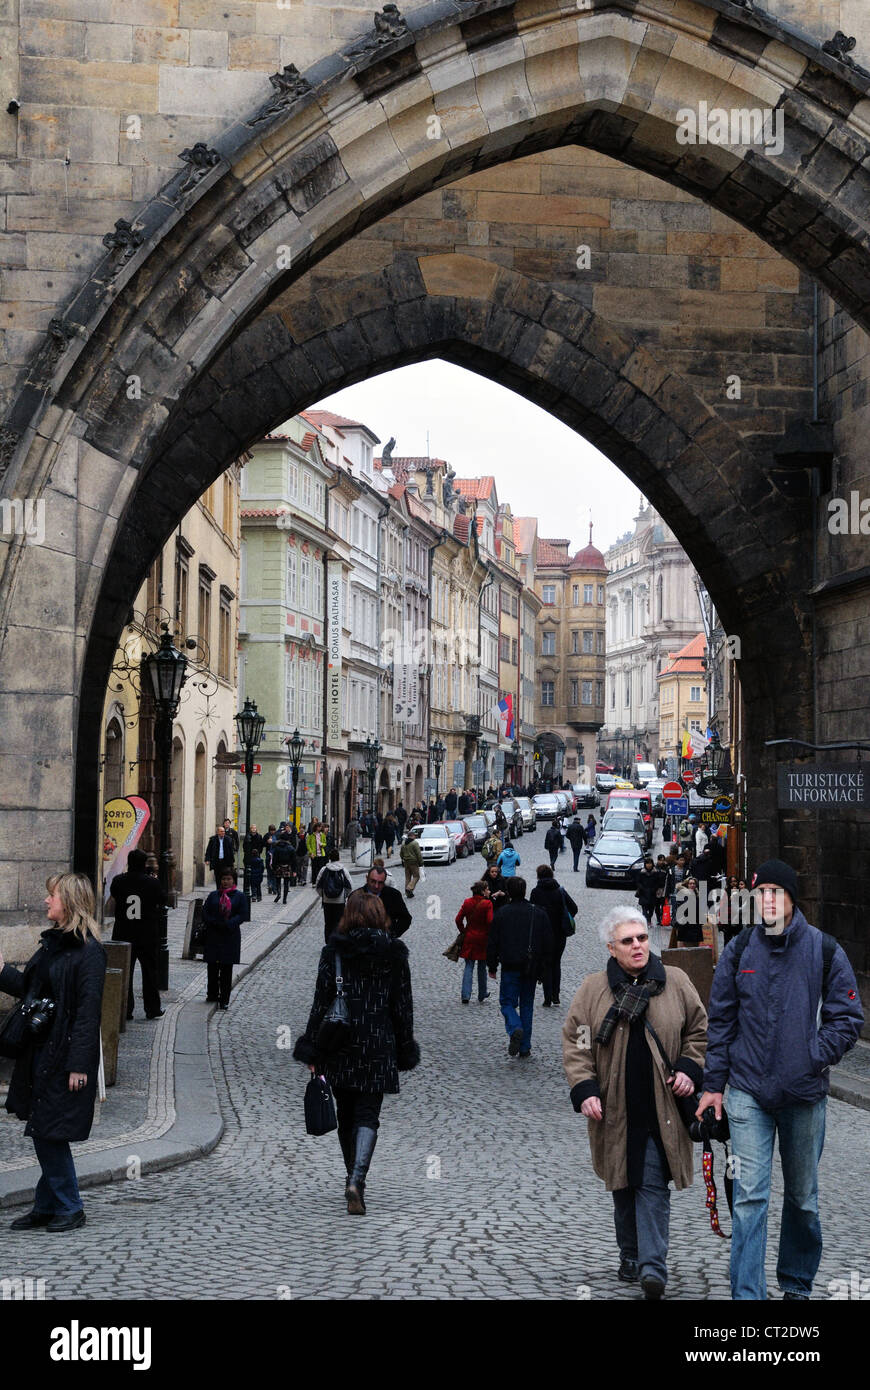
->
<box><xmin>321</xmin><ymin>866</ymin><xmax>347</xmax><ymax>900</ymax></box>
<box><xmin>732</xmin><ymin>926</ymin><xmax>837</xmax><ymax>998</ymax></box>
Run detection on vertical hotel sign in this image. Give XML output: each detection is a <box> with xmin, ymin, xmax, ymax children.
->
<box><xmin>326</xmin><ymin>562</ymin><xmax>343</xmax><ymax>744</ymax></box>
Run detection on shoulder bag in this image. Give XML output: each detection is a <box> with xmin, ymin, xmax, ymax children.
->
<box><xmin>643</xmin><ymin>1016</ymin><xmax>702</xmax><ymax>1132</ymax></box>
<box><xmin>314</xmin><ymin>950</ymin><xmax>352</xmax><ymax>1054</ymax></box>
<box><xmin>304</xmin><ymin>1074</ymin><xmax>337</xmax><ymax>1136</ymax></box>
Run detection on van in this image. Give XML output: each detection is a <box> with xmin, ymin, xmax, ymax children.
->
<box><xmin>605</xmin><ymin>789</ymin><xmax>654</xmax><ymax>848</ymax></box>
<box><xmin>633</xmin><ymin>762</ymin><xmax>657</xmax><ymax>788</ymax></box>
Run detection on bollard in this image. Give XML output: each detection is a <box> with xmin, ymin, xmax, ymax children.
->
<box><xmin>105</xmin><ymin>941</ymin><xmax>132</xmax><ymax>1034</ymax></box>
<box><xmin>100</xmin><ymin>967</ymin><xmax>123</xmax><ymax>1087</ymax></box>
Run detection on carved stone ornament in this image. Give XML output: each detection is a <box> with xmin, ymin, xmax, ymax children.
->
<box><xmin>43</xmin><ymin>318</ymin><xmax>76</xmax><ymax>366</ymax></box>
<box><xmin>102</xmin><ymin>218</ymin><xmax>145</xmax><ymax>268</ymax></box>
<box><xmin>344</xmin><ymin>4</ymin><xmax>409</xmax><ymax>58</ymax></box>
<box><xmin>178</xmin><ymin>143</ymin><xmax>221</xmax><ymax>191</ymax></box>
<box><xmin>249</xmin><ymin>64</ymin><xmax>312</xmax><ymax>126</ymax></box>
<box><xmin>822</xmin><ymin>31</ymin><xmax>857</xmax><ymax>65</ymax></box>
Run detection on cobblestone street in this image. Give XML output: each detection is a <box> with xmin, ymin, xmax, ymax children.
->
<box><xmin>2</xmin><ymin>825</ymin><xmax>868</xmax><ymax>1301</ymax></box>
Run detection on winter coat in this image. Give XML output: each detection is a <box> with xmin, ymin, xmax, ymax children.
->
<box><xmin>271</xmin><ymin>837</ymin><xmax>295</xmax><ymax>877</ymax></box>
<box><xmin>634</xmin><ymin>867</ymin><xmax>664</xmax><ymax>908</ymax></box>
<box><xmin>2</xmin><ymin>927</ymin><xmax>107</xmax><ymax>1142</ymax></box>
<box><xmin>703</xmin><ymin>909</ymin><xmax>864</xmax><ymax>1110</ymax></box>
<box><xmin>383</xmin><ymin>817</ymin><xmax>398</xmax><ymax>846</ymax></box>
<box><xmin>201</xmin><ymin>887</ymin><xmax>249</xmax><ymax>965</ymax></box>
<box><xmin>455</xmin><ymin>894</ymin><xmax>494</xmax><ymax>961</ymax></box>
<box><xmin>562</xmin><ymin>961</ymin><xmax>707</xmax><ymax>1191</ymax></box>
<box><xmin>486</xmin><ymin>900</ymin><xmax>553</xmax><ymax>979</ymax></box>
<box><xmin>400</xmin><ymin>838</ymin><xmax>423</xmax><ymax>868</ymax></box>
<box><xmin>109</xmin><ymin>869</ymin><xmax>165</xmax><ymax>939</ymax></box>
<box><xmin>545</xmin><ymin>824</ymin><xmax>563</xmax><ymax>854</ymax></box>
<box><xmin>444</xmin><ymin>793</ymin><xmax>458</xmax><ymax>817</ymax></box>
<box><xmin>529</xmin><ymin>878</ymin><xmax>577</xmax><ymax>944</ymax></box>
<box><xmin>482</xmin><ymin>833</ymin><xmax>503</xmax><ymax>863</ymax></box>
<box><xmin>566</xmin><ymin>821</ymin><xmax>586</xmax><ymax>850</ymax></box>
<box><xmin>293</xmin><ymin>927</ymin><xmax>419</xmax><ymax>1093</ymax></box>
<box><xmin>204</xmin><ymin>834</ymin><xmax>235</xmax><ymax>872</ymax></box>
<box><xmin>249</xmin><ymin>857</ymin><xmax>265</xmax><ymax>888</ymax></box>
<box><xmin>314</xmin><ymin>863</ymin><xmax>353</xmax><ymax>904</ymax></box>
<box><xmin>497</xmin><ymin>846</ymin><xmax>520</xmax><ymax>878</ymax></box>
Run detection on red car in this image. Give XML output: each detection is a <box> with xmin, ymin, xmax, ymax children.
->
<box><xmin>441</xmin><ymin>819</ymin><xmax>474</xmax><ymax>858</ymax></box>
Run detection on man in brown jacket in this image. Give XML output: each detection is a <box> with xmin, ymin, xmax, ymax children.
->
<box><xmin>562</xmin><ymin>905</ymin><xmax>707</xmax><ymax>1299</ymax></box>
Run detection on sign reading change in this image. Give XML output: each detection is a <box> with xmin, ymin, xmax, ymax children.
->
<box><xmin>777</xmin><ymin>763</ymin><xmax>866</xmax><ymax>808</ymax></box>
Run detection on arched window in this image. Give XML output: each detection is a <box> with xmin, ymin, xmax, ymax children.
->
<box><xmin>657</xmin><ymin>574</ymin><xmax>663</xmax><ymax>622</ymax></box>
<box><xmin>104</xmin><ymin>717</ymin><xmax>124</xmax><ymax>803</ymax></box>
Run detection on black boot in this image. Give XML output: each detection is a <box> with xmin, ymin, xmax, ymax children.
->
<box><xmin>338</xmin><ymin>1130</ymin><xmax>354</xmax><ymax>1193</ymax></box>
<box><xmin>346</xmin><ymin>1126</ymin><xmax>378</xmax><ymax>1215</ymax></box>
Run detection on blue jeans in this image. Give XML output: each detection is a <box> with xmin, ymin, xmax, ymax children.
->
<box><xmin>461</xmin><ymin>959</ymin><xmax>489</xmax><ymax>1002</ymax></box>
<box><xmin>727</xmin><ymin>1086</ymin><xmax>826</xmax><ymax>1300</ymax></box>
<box><xmin>612</xmin><ymin>1136</ymin><xmax>670</xmax><ymax>1285</ymax></box>
<box><xmin>32</xmin><ymin>1137</ymin><xmax>83</xmax><ymax>1217</ymax></box>
<box><xmin>499</xmin><ymin>970</ymin><xmax>536</xmax><ymax>1053</ymax></box>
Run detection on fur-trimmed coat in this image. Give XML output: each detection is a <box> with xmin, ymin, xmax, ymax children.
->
<box><xmin>293</xmin><ymin>927</ymin><xmax>419</xmax><ymax>1093</ymax></box>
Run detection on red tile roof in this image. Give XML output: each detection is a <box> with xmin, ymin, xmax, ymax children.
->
<box><xmin>537</xmin><ymin>539</ymin><xmax>571</xmax><ymax>566</ymax></box>
<box><xmin>240</xmin><ymin>508</ymin><xmax>283</xmax><ymax>519</ymax></box>
<box><xmin>660</xmin><ymin>633</ymin><xmax>707</xmax><ymax>676</ymax></box>
<box><xmin>456</xmin><ymin>477</ymin><xmax>495</xmax><ymax>499</ymax></box>
<box><xmin>513</xmin><ymin>517</ymin><xmax>537</xmax><ymax>556</ymax></box>
<box><xmin>570</xmin><ymin>543</ymin><xmax>607</xmax><ymax>573</ymax></box>
<box><xmin>453</xmin><ymin>514</ymin><xmax>470</xmax><ymax>543</ymax></box>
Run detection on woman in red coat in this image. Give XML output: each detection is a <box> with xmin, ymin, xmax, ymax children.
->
<box><xmin>455</xmin><ymin>881</ymin><xmax>494</xmax><ymax>1004</ymax></box>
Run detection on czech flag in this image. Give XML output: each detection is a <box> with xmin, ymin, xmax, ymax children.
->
<box><xmin>495</xmin><ymin>695</ymin><xmax>515</xmax><ymax>741</ymax></box>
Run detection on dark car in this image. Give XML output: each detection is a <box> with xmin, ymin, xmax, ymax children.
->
<box><xmin>572</xmin><ymin>783</ymin><xmax>599</xmax><ymax>809</ymax></box>
<box><xmin>461</xmin><ymin>813</ymin><xmax>490</xmax><ymax>848</ymax></box>
<box><xmin>585</xmin><ymin>833</ymin><xmax>645</xmax><ymax>889</ymax></box>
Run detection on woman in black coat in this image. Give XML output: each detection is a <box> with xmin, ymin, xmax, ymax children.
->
<box><xmin>202</xmin><ymin>868</ymin><xmax>249</xmax><ymax>1008</ymax></box>
<box><xmin>529</xmin><ymin>864</ymin><xmax>577</xmax><ymax>1008</ymax></box>
<box><xmin>294</xmin><ymin>892</ymin><xmax>419</xmax><ymax>1216</ymax></box>
<box><xmin>0</xmin><ymin>872</ymin><xmax>106</xmax><ymax>1232</ymax></box>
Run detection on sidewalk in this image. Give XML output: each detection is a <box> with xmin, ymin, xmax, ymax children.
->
<box><xmin>0</xmin><ymin>868</ymin><xmax>336</xmax><ymax>1208</ymax></box>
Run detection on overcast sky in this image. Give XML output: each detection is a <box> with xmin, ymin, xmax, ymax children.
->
<box><xmin>317</xmin><ymin>360</ymin><xmax>645</xmax><ymax>553</ymax></box>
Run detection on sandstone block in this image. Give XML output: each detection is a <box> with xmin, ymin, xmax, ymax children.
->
<box><xmin>229</xmin><ymin>33</ymin><xmax>280</xmax><ymax>69</ymax></box>
<box><xmin>19</xmin><ymin>57</ymin><xmax>159</xmax><ymax>111</ymax></box>
<box><xmin>19</xmin><ymin>17</ymin><xmax>85</xmax><ymax>57</ymax></box>
<box><xmin>158</xmin><ymin>64</ymin><xmax>264</xmax><ymax>118</ymax></box>
<box><xmin>133</xmin><ymin>25</ymin><xmax>190</xmax><ymax>64</ymax></box>
<box><xmin>189</xmin><ymin>28</ymin><xmax>230</xmax><ymax>68</ymax></box>
<box><xmin>84</xmin><ymin>21</ymin><xmax>133</xmax><ymax>61</ymax></box>
<box><xmin>19</xmin><ymin>106</ymin><xmax>121</xmax><ymax>165</ymax></box>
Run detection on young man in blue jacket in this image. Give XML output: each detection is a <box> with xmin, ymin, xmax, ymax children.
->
<box><xmin>696</xmin><ymin>858</ymin><xmax>863</xmax><ymax>1301</ymax></box>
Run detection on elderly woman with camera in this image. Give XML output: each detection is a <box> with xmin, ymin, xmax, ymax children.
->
<box><xmin>0</xmin><ymin>872</ymin><xmax>107</xmax><ymax>1232</ymax></box>
<box><xmin>561</xmin><ymin>905</ymin><xmax>707</xmax><ymax>1299</ymax></box>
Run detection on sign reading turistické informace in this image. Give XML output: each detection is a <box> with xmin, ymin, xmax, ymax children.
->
<box><xmin>777</xmin><ymin>763</ymin><xmax>866</xmax><ymax>808</ymax></box>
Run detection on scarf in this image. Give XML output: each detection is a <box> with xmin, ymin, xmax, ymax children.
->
<box><xmin>595</xmin><ymin>953</ymin><xmax>666</xmax><ymax>1045</ymax></box>
<box><xmin>219</xmin><ymin>890</ymin><xmax>232</xmax><ymax>918</ymax></box>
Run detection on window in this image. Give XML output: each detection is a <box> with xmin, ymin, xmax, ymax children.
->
<box><xmin>500</xmin><ymin>634</ymin><xmax>510</xmax><ymax>662</ymax></box>
<box><xmin>146</xmin><ymin>552</ymin><xmax>163</xmax><ymax>616</ymax></box>
<box><xmin>582</xmin><ymin>680</ymin><xmax>593</xmax><ymax>705</ymax></box>
<box><xmin>300</xmin><ymin>554</ymin><xmax>310</xmax><ymax>611</ymax></box>
<box><xmin>610</xmin><ymin>681</ymin><xmax>616</xmax><ymax>709</ymax></box>
<box><xmin>202</xmin><ymin>483</ymin><xmax>216</xmax><ymax>516</ymax></box>
<box><xmin>287</xmin><ymin>458</ymin><xmax>298</xmax><ymax>499</ymax></box>
<box><xmin>285</xmin><ymin>652</ymin><xmax>296</xmax><ymax>726</ymax></box>
<box><xmin>197</xmin><ymin>567</ymin><xmax>214</xmax><ymax>646</ymax></box>
<box><xmin>596</xmin><ymin>631</ymin><xmax>604</xmax><ymax>654</ymax></box>
<box><xmin>511</xmin><ymin>594</ymin><xmax>518</xmax><ymax>617</ymax></box>
<box><xmin>542</xmin><ymin>630</ymin><xmax>555</xmax><ymax>656</ymax></box>
<box><xmin>542</xmin><ymin>584</ymin><xmax>556</xmax><ymax>605</ymax></box>
<box><xmin>572</xmin><ymin>584</ymin><xmax>579</xmax><ymax>605</ymax></box>
<box><xmin>597</xmin><ymin>584</ymin><xmax>604</xmax><ymax>604</ymax></box>
<box><xmin>511</xmin><ymin>637</ymin><xmax>518</xmax><ymax>665</ymax></box>
<box><xmin>690</xmin><ymin>686</ymin><xmax>702</xmax><ymax>703</ymax></box>
<box><xmin>314</xmin><ymin>481</ymin><xmax>325</xmax><ymax>517</ymax></box>
<box><xmin>570</xmin><ymin>679</ymin><xmax>578</xmax><ymax>706</ymax></box>
<box><xmin>174</xmin><ymin>547</ymin><xmax>190</xmax><ymax>634</ymax></box>
<box><xmin>625</xmin><ymin>676</ymin><xmax>631</xmax><ymax>707</ymax></box>
<box><xmin>314</xmin><ymin>562</ymin><xmax>324</xmax><ymax>616</ymax></box>
<box><xmin>571</xmin><ymin>630</ymin><xmax>579</xmax><ymax>654</ymax></box>
<box><xmin>353</xmin><ymin>510</ymin><xmax>361</xmax><ymax>547</ymax></box>
<box><xmin>218</xmin><ymin>589</ymin><xmax>232</xmax><ymax>681</ymax></box>
<box><xmin>584</xmin><ymin>584</ymin><xmax>593</xmax><ymax>604</ymax></box>
<box><xmin>583</xmin><ymin>630</ymin><xmax>593</xmax><ymax>653</ymax></box>
<box><xmin>302</xmin><ymin>471</ymin><xmax>312</xmax><ymax>511</ymax></box>
<box><xmin>690</xmin><ymin>719</ymin><xmax>702</xmax><ymax>732</ymax></box>
<box><xmin>286</xmin><ymin>547</ymin><xmax>297</xmax><ymax>607</ymax></box>
<box><xmin>595</xmin><ymin>680</ymin><xmax>603</xmax><ymax>705</ymax></box>
<box><xmin>222</xmin><ymin>475</ymin><xmax>234</xmax><ymax>537</ymax></box>
<box><xmin>541</xmin><ymin>681</ymin><xmax>555</xmax><ymax>706</ymax></box>
<box><xmin>657</xmin><ymin>574</ymin><xmax>663</xmax><ymax>621</ymax></box>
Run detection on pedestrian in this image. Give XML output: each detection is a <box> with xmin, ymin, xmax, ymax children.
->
<box><xmin>346</xmin><ymin>815</ymin><xmax>361</xmax><ymax>863</ymax></box>
<box><xmin>585</xmin><ymin>814</ymin><xmax>597</xmax><ymax>848</ymax></box>
<box><xmin>383</xmin><ymin>813</ymin><xmax>398</xmax><ymax>859</ymax></box>
<box><xmin>719</xmin><ymin>877</ymin><xmax>752</xmax><ymax>946</ymax></box>
<box><xmin>482</xmin><ymin>863</ymin><xmax>509</xmax><ymax>913</ymax></box>
<box><xmin>561</xmin><ymin>905</ymin><xmax>707</xmax><ymax>1299</ymax></box>
<box><xmin>347</xmin><ymin>865</ymin><xmax>412</xmax><ymax>938</ymax></box>
<box><xmin>108</xmin><ymin>848</ymin><xmax>165</xmax><ymax>1020</ymax></box>
<box><xmin>243</xmin><ymin>823</ymin><xmax>263</xmax><ymax>865</ymax></box>
<box><xmin>486</xmin><ymin>877</ymin><xmax>553</xmax><ymax>1059</ymax></box>
<box><xmin>395</xmin><ymin>802</ymin><xmax>407</xmax><ymax>836</ymax></box>
<box><xmin>694</xmin><ymin>821</ymin><xmax>709</xmax><ymax>859</ymax></box>
<box><xmin>314</xmin><ymin>849</ymin><xmax>354</xmax><ymax>944</ymax></box>
<box><xmin>530</xmin><ymin>864</ymin><xmax>577</xmax><ymax>1008</ymax></box>
<box><xmin>481</xmin><ymin>828</ymin><xmax>503</xmax><ymax>867</ymax></box>
<box><xmin>653</xmin><ymin>855</ymin><xmax>669</xmax><ymax>925</ymax></box>
<box><xmin>455</xmin><ymin>881</ymin><xmax>494</xmax><ymax>1004</ymax></box>
<box><xmin>544</xmin><ymin>820</ymin><xmax>563</xmax><ymax>869</ymax></box>
<box><xmin>294</xmin><ymin>828</ymin><xmax>310</xmax><ymax>887</ymax></box>
<box><xmin>494</xmin><ymin>804</ymin><xmax>507</xmax><ymax>835</ymax></box>
<box><xmin>222</xmin><ymin>818</ymin><xmax>240</xmax><ymax>854</ymax></box>
<box><xmin>497</xmin><ymin>838</ymin><xmax>520</xmax><ymax>879</ymax></box>
<box><xmin>293</xmin><ymin>892</ymin><xmax>420</xmax><ymax>1216</ymax></box>
<box><xmin>204</xmin><ymin>824</ymin><xmax>235</xmax><ymax>888</ymax></box>
<box><xmin>634</xmin><ymin>857</ymin><xmax>662</xmax><ymax>928</ymax></box>
<box><xmin>673</xmin><ymin>876</ymin><xmax>702</xmax><ymax>945</ymax></box>
<box><xmin>271</xmin><ymin>831</ymin><xmax>296</xmax><ymax>903</ymax></box>
<box><xmin>264</xmin><ymin>825</ymin><xmax>279</xmax><ymax>897</ymax></box>
<box><xmin>2</xmin><ymin>872</ymin><xmax>107</xmax><ymax>1233</ymax></box>
<box><xmin>248</xmin><ymin>848</ymin><xmax>265</xmax><ymax>902</ymax></box>
<box><xmin>457</xmin><ymin>790</ymin><xmax>471</xmax><ymax>816</ymax></box>
<box><xmin>695</xmin><ymin>859</ymin><xmax>863</xmax><ymax>1301</ymax></box>
<box><xmin>399</xmin><ymin>832</ymin><xmax>423</xmax><ymax>899</ymax></box>
<box><xmin>566</xmin><ymin>815</ymin><xmax>586</xmax><ymax>872</ymax></box>
<box><xmin>202</xmin><ymin>868</ymin><xmax>249</xmax><ymax>1009</ymax></box>
<box><xmin>444</xmin><ymin>787</ymin><xmax>458</xmax><ymax>818</ymax></box>
<box><xmin>308</xmin><ymin>822</ymin><xmax>328</xmax><ymax>884</ymax></box>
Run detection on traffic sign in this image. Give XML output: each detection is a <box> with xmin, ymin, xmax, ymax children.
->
<box><xmin>682</xmin><ymin>768</ymin><xmax>698</xmax><ymax>786</ymax></box>
<box><xmin>662</xmin><ymin>781</ymin><xmax>683</xmax><ymax>798</ymax></box>
<box><xmin>665</xmin><ymin>796</ymin><xmax>688</xmax><ymax>816</ymax></box>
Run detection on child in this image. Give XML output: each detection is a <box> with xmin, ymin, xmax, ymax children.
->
<box><xmin>249</xmin><ymin>849</ymin><xmax>264</xmax><ymax>902</ymax></box>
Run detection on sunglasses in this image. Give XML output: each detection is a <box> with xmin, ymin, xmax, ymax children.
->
<box><xmin>614</xmin><ymin>934</ymin><xmax>649</xmax><ymax>945</ymax></box>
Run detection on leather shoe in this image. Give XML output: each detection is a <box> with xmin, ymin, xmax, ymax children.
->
<box><xmin>618</xmin><ymin>1258</ymin><xmax>639</xmax><ymax>1283</ymax></box>
<box><xmin>9</xmin><ymin>1210</ymin><xmax>53</xmax><ymax>1230</ymax></box>
<box><xmin>508</xmin><ymin>1028</ymin><xmax>523</xmax><ymax>1057</ymax></box>
<box><xmin>145</xmin><ymin>1010</ymin><xmax>165</xmax><ymax>1020</ymax></box>
<box><xmin>641</xmin><ymin>1274</ymin><xmax>665</xmax><ymax>1300</ymax></box>
<box><xmin>45</xmin><ymin>1210</ymin><xmax>86</xmax><ymax>1233</ymax></box>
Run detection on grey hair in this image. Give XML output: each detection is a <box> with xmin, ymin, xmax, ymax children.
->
<box><xmin>598</xmin><ymin>905</ymin><xmax>648</xmax><ymax>946</ymax></box>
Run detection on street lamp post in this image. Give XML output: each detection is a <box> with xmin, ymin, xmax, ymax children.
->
<box><xmin>429</xmin><ymin>737</ymin><xmax>445</xmax><ymax>799</ymax></box>
<box><xmin>511</xmin><ymin>738</ymin><xmax>521</xmax><ymax>789</ymax></box>
<box><xmin>476</xmin><ymin>737</ymin><xmax>489</xmax><ymax>801</ymax></box>
<box><xmin>363</xmin><ymin>736</ymin><xmax>381</xmax><ymax>816</ymax></box>
<box><xmin>234</xmin><ymin>697</ymin><xmax>266</xmax><ymax>905</ymax></box>
<box><xmin>140</xmin><ymin>624</ymin><xmax>188</xmax><ymax>991</ymax></box>
<box><xmin>286</xmin><ymin>727</ymin><xmax>304</xmax><ymax>831</ymax></box>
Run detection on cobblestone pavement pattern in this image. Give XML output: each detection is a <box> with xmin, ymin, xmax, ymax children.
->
<box><xmin>2</xmin><ymin>825</ymin><xmax>869</xmax><ymax>1300</ymax></box>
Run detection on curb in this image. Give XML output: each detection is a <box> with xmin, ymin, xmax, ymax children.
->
<box><xmin>0</xmin><ymin>892</ymin><xmax>318</xmax><ymax>1210</ymax></box>
<box><xmin>830</xmin><ymin>1073</ymin><xmax>870</xmax><ymax>1113</ymax></box>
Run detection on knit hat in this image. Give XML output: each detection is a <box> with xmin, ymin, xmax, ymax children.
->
<box><xmin>751</xmin><ymin>858</ymin><xmax>798</xmax><ymax>904</ymax></box>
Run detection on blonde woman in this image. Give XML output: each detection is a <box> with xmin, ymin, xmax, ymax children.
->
<box><xmin>0</xmin><ymin>873</ymin><xmax>106</xmax><ymax>1232</ymax></box>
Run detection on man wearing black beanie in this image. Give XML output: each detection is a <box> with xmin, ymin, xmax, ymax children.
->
<box><xmin>696</xmin><ymin>857</ymin><xmax>863</xmax><ymax>1301</ymax></box>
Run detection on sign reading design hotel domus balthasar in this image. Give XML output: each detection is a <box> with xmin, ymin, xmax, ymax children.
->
<box><xmin>777</xmin><ymin>763</ymin><xmax>866</xmax><ymax>808</ymax></box>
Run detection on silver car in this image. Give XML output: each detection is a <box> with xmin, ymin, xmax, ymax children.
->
<box><xmin>416</xmin><ymin>824</ymin><xmax>456</xmax><ymax>864</ymax></box>
<box><xmin>514</xmin><ymin>796</ymin><xmax>537</xmax><ymax>830</ymax></box>
<box><xmin>532</xmin><ymin>794</ymin><xmax>560</xmax><ymax>819</ymax></box>
<box><xmin>601</xmin><ymin>809</ymin><xmax>647</xmax><ymax>852</ymax></box>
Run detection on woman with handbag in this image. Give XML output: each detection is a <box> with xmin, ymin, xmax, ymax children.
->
<box><xmin>293</xmin><ymin>891</ymin><xmax>419</xmax><ymax>1215</ymax></box>
<box><xmin>202</xmin><ymin>868</ymin><xmax>249</xmax><ymax>1008</ymax></box>
<box><xmin>454</xmin><ymin>881</ymin><xmax>494</xmax><ymax>1004</ymax></box>
<box><xmin>0</xmin><ymin>872</ymin><xmax>106</xmax><ymax>1232</ymax></box>
<box><xmin>529</xmin><ymin>864</ymin><xmax>578</xmax><ymax>1008</ymax></box>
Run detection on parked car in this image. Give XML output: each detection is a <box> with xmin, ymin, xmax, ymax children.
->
<box><xmin>571</xmin><ymin>783</ymin><xmax>599</xmax><ymax>808</ymax></box>
<box><xmin>497</xmin><ymin>799</ymin><xmax>525</xmax><ymax>837</ymax></box>
<box><xmin>601</xmin><ymin>809</ymin><xmax>647</xmax><ymax>852</ymax></box>
<box><xmin>461</xmin><ymin>813</ymin><xmax>490</xmax><ymax>848</ymax></box>
<box><xmin>442</xmin><ymin>819</ymin><xmax>474</xmax><ymax>857</ymax></box>
<box><xmin>605</xmin><ymin>789</ymin><xmax>654</xmax><ymax>848</ymax></box>
<box><xmin>415</xmin><ymin>824</ymin><xmax>457</xmax><ymax>864</ymax></box>
<box><xmin>514</xmin><ymin>796</ymin><xmax>537</xmax><ymax>830</ymax></box>
<box><xmin>585</xmin><ymin>833</ymin><xmax>645</xmax><ymax>889</ymax></box>
<box><xmin>553</xmin><ymin>790</ymin><xmax>573</xmax><ymax>816</ymax></box>
<box><xmin>595</xmin><ymin>773</ymin><xmax>617</xmax><ymax>794</ymax></box>
<box><xmin>532</xmin><ymin>793</ymin><xmax>561</xmax><ymax>819</ymax></box>
<box><xmin>481</xmin><ymin>809</ymin><xmax>497</xmax><ymax>831</ymax></box>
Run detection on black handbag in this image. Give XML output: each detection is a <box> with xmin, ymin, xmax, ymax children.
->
<box><xmin>304</xmin><ymin>1074</ymin><xmax>337</xmax><ymax>1136</ymax></box>
<box><xmin>643</xmin><ymin>1018</ymin><xmax>702</xmax><ymax>1132</ymax></box>
<box><xmin>315</xmin><ymin>950</ymin><xmax>352</xmax><ymax>1054</ymax></box>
